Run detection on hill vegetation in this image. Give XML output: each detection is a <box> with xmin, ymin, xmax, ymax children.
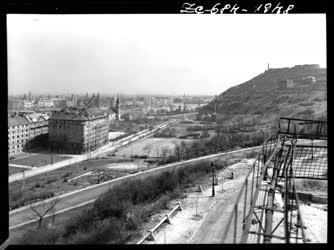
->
<box><xmin>200</xmin><ymin>64</ymin><xmax>327</xmax><ymax>133</ymax></box>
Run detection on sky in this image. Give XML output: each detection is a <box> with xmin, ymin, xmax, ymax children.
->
<box><xmin>7</xmin><ymin>14</ymin><xmax>326</xmax><ymax>96</ymax></box>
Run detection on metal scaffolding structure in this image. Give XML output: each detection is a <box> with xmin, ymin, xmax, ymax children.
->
<box><xmin>221</xmin><ymin>117</ymin><xmax>327</xmax><ymax>244</ymax></box>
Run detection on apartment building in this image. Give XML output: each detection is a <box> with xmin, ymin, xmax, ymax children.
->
<box><xmin>8</xmin><ymin>112</ymin><xmax>49</xmax><ymax>156</ymax></box>
<box><xmin>48</xmin><ymin>107</ymin><xmax>109</xmax><ymax>154</ymax></box>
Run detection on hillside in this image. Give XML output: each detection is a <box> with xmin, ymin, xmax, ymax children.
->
<box><xmin>199</xmin><ymin>64</ymin><xmax>327</xmax><ymax>132</ymax></box>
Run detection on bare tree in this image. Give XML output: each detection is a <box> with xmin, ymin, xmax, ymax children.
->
<box><xmin>30</xmin><ymin>199</ymin><xmax>59</xmax><ymax>228</ymax></box>
<box><xmin>94</xmin><ymin>169</ymin><xmax>105</xmax><ymax>184</ymax></box>
<box><xmin>160</xmin><ymin>147</ymin><xmax>170</xmax><ymax>163</ymax></box>
<box><xmin>174</xmin><ymin>143</ymin><xmax>183</xmax><ymax>161</ymax></box>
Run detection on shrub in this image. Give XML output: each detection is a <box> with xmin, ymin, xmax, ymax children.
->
<box><xmin>10</xmin><ymin>190</ymin><xmax>55</xmax><ymax>210</ymax></box>
<box><xmin>312</xmin><ymin>97</ymin><xmax>324</xmax><ymax>102</ymax></box>
<box><xmin>62</xmin><ymin>172</ymin><xmax>71</xmax><ymax>178</ymax></box>
<box><xmin>65</xmin><ymin>217</ymin><xmax>124</xmax><ymax>244</ymax></box>
<box><xmin>297</xmin><ymin>109</ymin><xmax>314</xmax><ymax>116</ymax></box>
<box><xmin>46</xmin><ymin>178</ymin><xmax>57</xmax><ymax>184</ymax></box>
<box><xmin>18</xmin><ymin>226</ymin><xmax>60</xmax><ymax>245</ymax></box>
<box><xmin>299</xmin><ymin>101</ymin><xmax>314</xmax><ymax>107</ymax></box>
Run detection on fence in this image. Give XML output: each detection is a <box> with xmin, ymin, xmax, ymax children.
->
<box><xmin>289</xmin><ymin>145</ymin><xmax>327</xmax><ymax>180</ymax></box>
<box><xmin>278</xmin><ymin>117</ymin><xmax>327</xmax><ymax>140</ymax></box>
<box><xmin>220</xmin><ymin>134</ymin><xmax>280</xmax><ymax>243</ymax></box>
<box><xmin>137</xmin><ymin>202</ymin><xmax>183</xmax><ymax>244</ymax></box>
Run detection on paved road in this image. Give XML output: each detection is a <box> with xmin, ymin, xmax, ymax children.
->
<box><xmin>9</xmin><ymin>120</ymin><xmax>176</xmax><ymax>183</ymax></box>
<box><xmin>9</xmin><ymin>145</ymin><xmax>261</xmax><ymax>230</ymax></box>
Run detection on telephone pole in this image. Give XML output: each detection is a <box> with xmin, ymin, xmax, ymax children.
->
<box><xmin>211</xmin><ymin>162</ymin><xmax>215</xmax><ymax>197</ymax></box>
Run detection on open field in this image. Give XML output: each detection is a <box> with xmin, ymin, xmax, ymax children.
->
<box><xmin>9</xmin><ymin>154</ymin><xmax>156</xmax><ymax>210</ymax></box>
<box><xmin>10</xmin><ymin>153</ymin><xmax>72</xmax><ymax>167</ymax></box>
<box><xmin>115</xmin><ymin>137</ymin><xmax>195</xmax><ymax>157</ymax></box>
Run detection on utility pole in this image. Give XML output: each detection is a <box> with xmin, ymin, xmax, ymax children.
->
<box><xmin>211</xmin><ymin>162</ymin><xmax>215</xmax><ymax>197</ymax></box>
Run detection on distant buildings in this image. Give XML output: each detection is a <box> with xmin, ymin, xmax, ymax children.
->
<box><xmin>302</xmin><ymin>76</ymin><xmax>316</xmax><ymax>85</ymax></box>
<box><xmin>37</xmin><ymin>98</ymin><xmax>54</xmax><ymax>108</ymax></box>
<box><xmin>277</xmin><ymin>75</ymin><xmax>318</xmax><ymax>89</ymax></box>
<box><xmin>8</xmin><ymin>112</ymin><xmax>49</xmax><ymax>156</ymax></box>
<box><xmin>48</xmin><ymin>107</ymin><xmax>109</xmax><ymax>154</ymax></box>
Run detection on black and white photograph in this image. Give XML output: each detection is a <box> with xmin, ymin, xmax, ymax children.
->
<box><xmin>6</xmin><ymin>12</ymin><xmax>327</xmax><ymax>245</ymax></box>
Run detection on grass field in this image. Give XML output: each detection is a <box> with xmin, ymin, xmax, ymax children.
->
<box><xmin>9</xmin><ymin>154</ymin><xmax>72</xmax><ymax>167</ymax></box>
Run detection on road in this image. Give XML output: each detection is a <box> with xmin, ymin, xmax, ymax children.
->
<box><xmin>9</xmin><ymin>120</ymin><xmax>177</xmax><ymax>183</ymax></box>
<box><xmin>9</xmin><ymin>145</ymin><xmax>262</xmax><ymax>230</ymax></box>
<box><xmin>189</xmin><ymin>178</ymin><xmax>249</xmax><ymax>244</ymax></box>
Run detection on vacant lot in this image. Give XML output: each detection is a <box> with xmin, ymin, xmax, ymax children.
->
<box><xmin>10</xmin><ymin>153</ymin><xmax>72</xmax><ymax>167</ymax></box>
<box><xmin>115</xmin><ymin>138</ymin><xmax>194</xmax><ymax>158</ymax></box>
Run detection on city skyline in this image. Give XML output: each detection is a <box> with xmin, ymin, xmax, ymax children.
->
<box><xmin>7</xmin><ymin>14</ymin><xmax>326</xmax><ymax>96</ymax></box>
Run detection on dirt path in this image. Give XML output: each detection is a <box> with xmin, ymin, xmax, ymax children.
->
<box><xmin>139</xmin><ymin>159</ymin><xmax>254</xmax><ymax>244</ymax></box>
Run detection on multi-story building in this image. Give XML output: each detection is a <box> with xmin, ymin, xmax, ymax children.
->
<box><xmin>48</xmin><ymin>107</ymin><xmax>109</xmax><ymax>154</ymax></box>
<box><xmin>8</xmin><ymin>112</ymin><xmax>49</xmax><ymax>156</ymax></box>
<box><xmin>24</xmin><ymin>112</ymin><xmax>49</xmax><ymax>139</ymax></box>
<box><xmin>8</xmin><ymin>115</ymin><xmax>30</xmax><ymax>156</ymax></box>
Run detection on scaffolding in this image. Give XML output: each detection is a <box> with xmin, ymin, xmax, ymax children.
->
<box><xmin>221</xmin><ymin>117</ymin><xmax>327</xmax><ymax>243</ymax></box>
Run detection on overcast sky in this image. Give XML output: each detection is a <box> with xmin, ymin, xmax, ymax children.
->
<box><xmin>7</xmin><ymin>14</ymin><xmax>326</xmax><ymax>96</ymax></box>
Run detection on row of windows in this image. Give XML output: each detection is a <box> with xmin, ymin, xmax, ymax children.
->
<box><xmin>8</xmin><ymin>144</ymin><xmax>23</xmax><ymax>149</ymax></box>
<box><xmin>9</xmin><ymin>134</ymin><xmax>29</xmax><ymax>139</ymax></box>
<box><xmin>8</xmin><ymin>130</ymin><xmax>47</xmax><ymax>140</ymax></box>
<box><xmin>9</xmin><ymin>130</ymin><xmax>29</xmax><ymax>135</ymax></box>
<box><xmin>9</xmin><ymin>149</ymin><xmax>23</xmax><ymax>155</ymax></box>
<box><xmin>9</xmin><ymin>138</ymin><xmax>28</xmax><ymax>144</ymax></box>
<box><xmin>9</xmin><ymin>124</ymin><xmax>29</xmax><ymax>130</ymax></box>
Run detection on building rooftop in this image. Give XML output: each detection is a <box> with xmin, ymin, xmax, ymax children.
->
<box><xmin>49</xmin><ymin>107</ymin><xmax>107</xmax><ymax>121</ymax></box>
<box><xmin>8</xmin><ymin>115</ymin><xmax>29</xmax><ymax>127</ymax></box>
<box><xmin>8</xmin><ymin>112</ymin><xmax>49</xmax><ymax>127</ymax></box>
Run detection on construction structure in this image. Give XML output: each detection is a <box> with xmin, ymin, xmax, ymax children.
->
<box><xmin>221</xmin><ymin>117</ymin><xmax>327</xmax><ymax>243</ymax></box>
